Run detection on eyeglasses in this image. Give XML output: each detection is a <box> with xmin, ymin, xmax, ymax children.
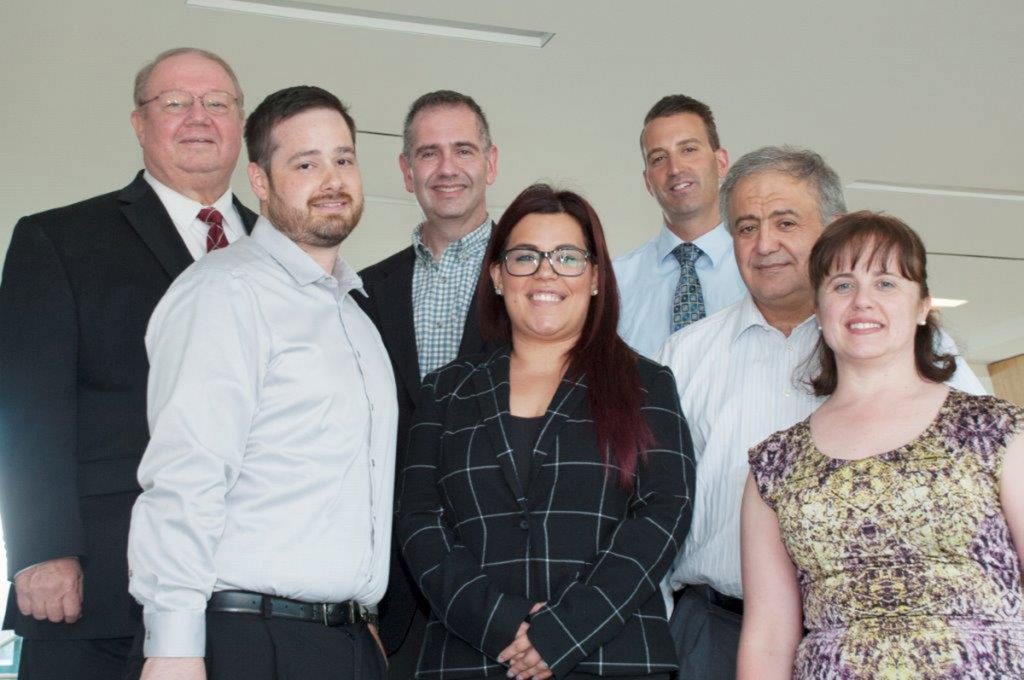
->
<box><xmin>138</xmin><ymin>90</ymin><xmax>239</xmax><ymax>116</ymax></box>
<box><xmin>500</xmin><ymin>246</ymin><xmax>594</xmax><ymax>277</ymax></box>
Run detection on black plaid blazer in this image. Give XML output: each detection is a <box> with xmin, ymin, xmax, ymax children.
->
<box><xmin>398</xmin><ymin>346</ymin><xmax>695</xmax><ymax>678</ymax></box>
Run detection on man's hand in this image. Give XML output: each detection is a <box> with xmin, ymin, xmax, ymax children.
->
<box><xmin>14</xmin><ymin>557</ymin><xmax>83</xmax><ymax>623</ymax></box>
<box><xmin>368</xmin><ymin>622</ymin><xmax>388</xmax><ymax>667</ymax></box>
<box><xmin>140</xmin><ymin>657</ymin><xmax>206</xmax><ymax>680</ymax></box>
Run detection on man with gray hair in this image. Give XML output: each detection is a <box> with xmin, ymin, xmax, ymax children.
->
<box><xmin>356</xmin><ymin>89</ymin><xmax>498</xmax><ymax>678</ymax></box>
<box><xmin>656</xmin><ymin>146</ymin><xmax>984</xmax><ymax>679</ymax></box>
<box><xmin>0</xmin><ymin>47</ymin><xmax>255</xmax><ymax>679</ymax></box>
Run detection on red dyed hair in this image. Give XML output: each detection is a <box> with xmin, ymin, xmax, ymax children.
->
<box><xmin>477</xmin><ymin>184</ymin><xmax>653</xmax><ymax>490</ymax></box>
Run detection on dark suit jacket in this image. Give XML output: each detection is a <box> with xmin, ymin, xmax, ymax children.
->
<box><xmin>356</xmin><ymin>245</ymin><xmax>490</xmax><ymax>654</ymax></box>
<box><xmin>0</xmin><ymin>171</ymin><xmax>257</xmax><ymax>639</ymax></box>
<box><xmin>398</xmin><ymin>348</ymin><xmax>695</xmax><ymax>679</ymax></box>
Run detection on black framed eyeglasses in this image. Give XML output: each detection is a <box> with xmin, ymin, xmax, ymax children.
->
<box><xmin>500</xmin><ymin>246</ymin><xmax>594</xmax><ymax>277</ymax></box>
<box><xmin>138</xmin><ymin>90</ymin><xmax>239</xmax><ymax>116</ymax></box>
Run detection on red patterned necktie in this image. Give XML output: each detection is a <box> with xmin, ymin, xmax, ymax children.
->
<box><xmin>198</xmin><ymin>207</ymin><xmax>228</xmax><ymax>253</ymax></box>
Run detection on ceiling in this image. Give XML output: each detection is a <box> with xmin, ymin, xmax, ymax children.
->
<box><xmin>1</xmin><ymin>0</ymin><xmax>1021</xmax><ymax>366</ymax></box>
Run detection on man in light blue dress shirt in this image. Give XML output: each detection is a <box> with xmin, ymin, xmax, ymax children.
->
<box><xmin>615</xmin><ymin>95</ymin><xmax>746</xmax><ymax>358</ymax></box>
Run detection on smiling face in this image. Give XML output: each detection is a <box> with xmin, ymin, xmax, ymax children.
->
<box><xmin>490</xmin><ymin>212</ymin><xmax>597</xmax><ymax>347</ymax></box>
<box><xmin>730</xmin><ymin>171</ymin><xmax>830</xmax><ymax>318</ymax></box>
<box><xmin>816</xmin><ymin>246</ymin><xmax>930</xmax><ymax>367</ymax></box>
<box><xmin>130</xmin><ymin>52</ymin><xmax>243</xmax><ymax>200</ymax></box>
<box><xmin>642</xmin><ymin>112</ymin><xmax>728</xmax><ymax>232</ymax></box>
<box><xmin>248</xmin><ymin>107</ymin><xmax>364</xmax><ymax>248</ymax></box>
<box><xmin>400</xmin><ymin>104</ymin><xmax>497</xmax><ymax>229</ymax></box>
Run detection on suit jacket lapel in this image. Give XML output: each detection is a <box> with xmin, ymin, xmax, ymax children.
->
<box><xmin>234</xmin><ymin>196</ymin><xmax>258</xmax><ymax>234</ymax></box>
<box><xmin>526</xmin><ymin>371</ymin><xmax>589</xmax><ymax>494</ymax></box>
<box><xmin>118</xmin><ymin>171</ymin><xmax>194</xmax><ymax>280</ymax></box>
<box><xmin>471</xmin><ymin>348</ymin><xmax>528</xmax><ymax>504</ymax></box>
<box><xmin>374</xmin><ymin>249</ymin><xmax>422</xmax><ymax>403</ymax></box>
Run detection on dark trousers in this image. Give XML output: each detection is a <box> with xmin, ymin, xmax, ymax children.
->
<box><xmin>385</xmin><ymin>605</ymin><xmax>426</xmax><ymax>679</ymax></box>
<box><xmin>17</xmin><ymin>636</ymin><xmax>134</xmax><ymax>680</ymax></box>
<box><xmin>669</xmin><ymin>586</ymin><xmax>742</xmax><ymax>680</ymax></box>
<box><xmin>126</xmin><ymin>612</ymin><xmax>386</xmax><ymax>680</ymax></box>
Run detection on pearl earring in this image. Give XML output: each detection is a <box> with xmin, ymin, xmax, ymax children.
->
<box><xmin>591</xmin><ymin>289</ymin><xmax>598</xmax><ymax>296</ymax></box>
<box><xmin>495</xmin><ymin>287</ymin><xmax>503</xmax><ymax>296</ymax></box>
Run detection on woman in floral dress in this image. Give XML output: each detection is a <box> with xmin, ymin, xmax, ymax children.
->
<box><xmin>737</xmin><ymin>211</ymin><xmax>1024</xmax><ymax>679</ymax></box>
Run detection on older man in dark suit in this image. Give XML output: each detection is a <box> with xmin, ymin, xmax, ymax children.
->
<box><xmin>356</xmin><ymin>90</ymin><xmax>497</xmax><ymax>678</ymax></box>
<box><xmin>0</xmin><ymin>47</ymin><xmax>256</xmax><ymax>680</ymax></box>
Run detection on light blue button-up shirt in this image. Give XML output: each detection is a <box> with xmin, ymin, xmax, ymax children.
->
<box><xmin>613</xmin><ymin>223</ymin><xmax>746</xmax><ymax>358</ymax></box>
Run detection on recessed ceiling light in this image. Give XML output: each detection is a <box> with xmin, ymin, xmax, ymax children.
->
<box><xmin>848</xmin><ymin>180</ymin><xmax>1024</xmax><ymax>202</ymax></box>
<box><xmin>186</xmin><ymin>0</ymin><xmax>555</xmax><ymax>47</ymax></box>
<box><xmin>932</xmin><ymin>298</ymin><xmax>969</xmax><ymax>308</ymax></box>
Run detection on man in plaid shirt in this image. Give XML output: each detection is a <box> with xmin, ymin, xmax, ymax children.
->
<box><xmin>356</xmin><ymin>89</ymin><xmax>498</xmax><ymax>679</ymax></box>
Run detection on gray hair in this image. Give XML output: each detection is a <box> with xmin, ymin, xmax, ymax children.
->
<box><xmin>402</xmin><ymin>90</ymin><xmax>491</xmax><ymax>159</ymax></box>
<box><xmin>133</xmin><ymin>47</ymin><xmax>244</xmax><ymax>109</ymax></box>
<box><xmin>719</xmin><ymin>146</ymin><xmax>846</xmax><ymax>229</ymax></box>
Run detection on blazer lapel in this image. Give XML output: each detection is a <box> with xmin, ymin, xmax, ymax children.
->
<box><xmin>471</xmin><ymin>348</ymin><xmax>527</xmax><ymax>504</ymax></box>
<box><xmin>526</xmin><ymin>371</ymin><xmax>589</xmax><ymax>493</ymax></box>
<box><xmin>374</xmin><ymin>250</ymin><xmax>422</xmax><ymax>403</ymax></box>
<box><xmin>234</xmin><ymin>196</ymin><xmax>259</xmax><ymax>234</ymax></box>
<box><xmin>118</xmin><ymin>171</ymin><xmax>193</xmax><ymax>280</ymax></box>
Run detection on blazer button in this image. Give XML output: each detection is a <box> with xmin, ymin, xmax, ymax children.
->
<box><xmin>519</xmin><ymin>520</ymin><xmax>529</xmax><ymax>530</ymax></box>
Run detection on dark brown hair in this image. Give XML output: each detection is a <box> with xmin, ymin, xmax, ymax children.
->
<box><xmin>245</xmin><ymin>86</ymin><xmax>356</xmax><ymax>175</ymax></box>
<box><xmin>641</xmin><ymin>94</ymin><xmax>720</xmax><ymax>151</ymax></box>
<box><xmin>477</xmin><ymin>184</ymin><xmax>652</xmax><ymax>490</ymax></box>
<box><xmin>808</xmin><ymin>210</ymin><xmax>955</xmax><ymax>395</ymax></box>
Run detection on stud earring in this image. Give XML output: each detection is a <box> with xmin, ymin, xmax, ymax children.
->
<box><xmin>495</xmin><ymin>287</ymin><xmax>503</xmax><ymax>296</ymax></box>
<box><xmin>591</xmin><ymin>289</ymin><xmax>598</xmax><ymax>296</ymax></box>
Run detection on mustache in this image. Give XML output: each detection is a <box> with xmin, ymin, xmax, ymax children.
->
<box><xmin>307</xmin><ymin>192</ymin><xmax>356</xmax><ymax>206</ymax></box>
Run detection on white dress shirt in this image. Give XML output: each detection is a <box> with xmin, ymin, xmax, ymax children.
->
<box><xmin>143</xmin><ymin>171</ymin><xmax>245</xmax><ymax>260</ymax></box>
<box><xmin>657</xmin><ymin>295</ymin><xmax>986</xmax><ymax>599</ymax></box>
<box><xmin>614</xmin><ymin>223</ymin><xmax>746</xmax><ymax>359</ymax></box>
<box><xmin>128</xmin><ymin>218</ymin><xmax>398</xmax><ymax>657</ymax></box>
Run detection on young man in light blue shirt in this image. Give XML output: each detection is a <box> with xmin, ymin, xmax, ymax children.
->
<box><xmin>615</xmin><ymin>95</ymin><xmax>746</xmax><ymax>358</ymax></box>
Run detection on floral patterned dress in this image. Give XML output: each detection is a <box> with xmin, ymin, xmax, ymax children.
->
<box><xmin>749</xmin><ymin>390</ymin><xmax>1024</xmax><ymax>679</ymax></box>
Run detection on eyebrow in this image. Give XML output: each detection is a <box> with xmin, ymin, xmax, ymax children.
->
<box><xmin>415</xmin><ymin>140</ymin><xmax>480</xmax><ymax>154</ymax></box>
<box><xmin>507</xmin><ymin>243</ymin><xmax>583</xmax><ymax>250</ymax></box>
<box><xmin>285</xmin><ymin>146</ymin><xmax>354</xmax><ymax>163</ymax></box>
<box><xmin>734</xmin><ymin>208</ymin><xmax>800</xmax><ymax>223</ymax></box>
<box><xmin>645</xmin><ymin>137</ymin><xmax>702</xmax><ymax>159</ymax></box>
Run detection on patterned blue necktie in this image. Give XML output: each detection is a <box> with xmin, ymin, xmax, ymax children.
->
<box><xmin>671</xmin><ymin>242</ymin><xmax>706</xmax><ymax>332</ymax></box>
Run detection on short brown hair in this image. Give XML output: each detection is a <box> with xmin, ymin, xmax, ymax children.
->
<box><xmin>245</xmin><ymin>86</ymin><xmax>356</xmax><ymax>175</ymax></box>
<box><xmin>134</xmin><ymin>47</ymin><xmax>244</xmax><ymax>108</ymax></box>
<box><xmin>641</xmin><ymin>94</ymin><xmax>720</xmax><ymax>153</ymax></box>
<box><xmin>808</xmin><ymin>210</ymin><xmax>955</xmax><ymax>395</ymax></box>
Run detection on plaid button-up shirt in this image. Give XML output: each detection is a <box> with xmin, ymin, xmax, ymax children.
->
<box><xmin>411</xmin><ymin>218</ymin><xmax>491</xmax><ymax>378</ymax></box>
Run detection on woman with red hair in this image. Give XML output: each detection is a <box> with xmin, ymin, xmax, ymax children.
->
<box><xmin>399</xmin><ymin>184</ymin><xmax>694</xmax><ymax>680</ymax></box>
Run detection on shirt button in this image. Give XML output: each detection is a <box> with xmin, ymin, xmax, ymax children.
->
<box><xmin>519</xmin><ymin>520</ymin><xmax>529</xmax><ymax>530</ymax></box>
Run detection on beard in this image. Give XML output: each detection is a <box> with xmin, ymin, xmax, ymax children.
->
<box><xmin>266</xmin><ymin>187</ymin><xmax>365</xmax><ymax>249</ymax></box>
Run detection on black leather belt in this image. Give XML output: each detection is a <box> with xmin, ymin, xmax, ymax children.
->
<box><xmin>704</xmin><ymin>585</ymin><xmax>744</xmax><ymax>616</ymax></box>
<box><xmin>677</xmin><ymin>584</ymin><xmax>744</xmax><ymax>616</ymax></box>
<box><xmin>207</xmin><ymin>590</ymin><xmax>378</xmax><ymax>627</ymax></box>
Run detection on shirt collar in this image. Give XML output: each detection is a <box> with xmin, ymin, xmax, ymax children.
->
<box><xmin>251</xmin><ymin>217</ymin><xmax>365</xmax><ymax>294</ymax></box>
<box><xmin>655</xmin><ymin>222</ymin><xmax>732</xmax><ymax>268</ymax></box>
<box><xmin>143</xmin><ymin>170</ymin><xmax>235</xmax><ymax>230</ymax></box>
<box><xmin>730</xmin><ymin>294</ymin><xmax>818</xmax><ymax>345</ymax></box>
<box><xmin>412</xmin><ymin>217</ymin><xmax>492</xmax><ymax>265</ymax></box>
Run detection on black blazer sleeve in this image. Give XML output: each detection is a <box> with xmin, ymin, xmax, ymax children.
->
<box><xmin>398</xmin><ymin>371</ymin><xmax>535</xmax><ymax>659</ymax></box>
<box><xmin>526</xmin><ymin>364</ymin><xmax>695</xmax><ymax>677</ymax></box>
<box><xmin>0</xmin><ymin>218</ymin><xmax>86</xmax><ymax>575</ymax></box>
